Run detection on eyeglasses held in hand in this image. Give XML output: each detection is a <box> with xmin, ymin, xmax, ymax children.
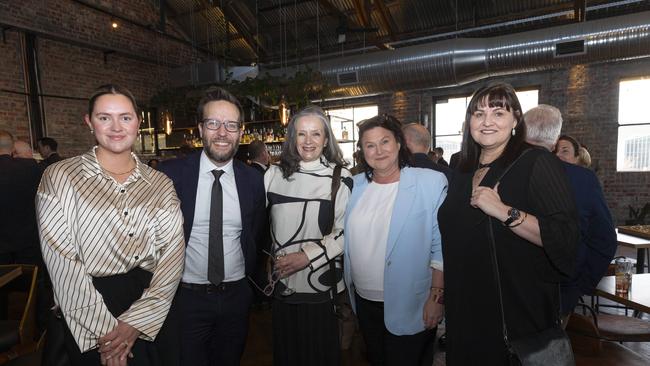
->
<box><xmin>248</xmin><ymin>249</ymin><xmax>295</xmax><ymax>297</ymax></box>
<box><xmin>202</xmin><ymin>119</ymin><xmax>241</xmax><ymax>132</ymax></box>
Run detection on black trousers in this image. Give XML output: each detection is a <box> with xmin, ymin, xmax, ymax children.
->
<box><xmin>355</xmin><ymin>292</ymin><xmax>436</xmax><ymax>366</ymax></box>
<box><xmin>176</xmin><ymin>279</ymin><xmax>253</xmax><ymax>366</ymax></box>
<box><xmin>53</xmin><ymin>268</ymin><xmax>180</xmax><ymax>366</ymax></box>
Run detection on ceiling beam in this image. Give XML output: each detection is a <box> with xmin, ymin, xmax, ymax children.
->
<box><xmin>319</xmin><ymin>0</ymin><xmax>387</xmax><ymax>50</ymax></box>
<box><xmin>222</xmin><ymin>1</ymin><xmax>268</xmax><ymax>61</ymax></box>
<box><xmin>374</xmin><ymin>0</ymin><xmax>397</xmax><ymax>41</ymax></box>
<box><xmin>259</xmin><ymin>0</ymin><xmax>313</xmax><ymax>13</ymax></box>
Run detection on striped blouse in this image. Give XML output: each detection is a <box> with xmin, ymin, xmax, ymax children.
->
<box><xmin>36</xmin><ymin>147</ymin><xmax>185</xmax><ymax>352</ymax></box>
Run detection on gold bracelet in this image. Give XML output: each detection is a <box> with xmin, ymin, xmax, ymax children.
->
<box><xmin>508</xmin><ymin>211</ymin><xmax>528</xmax><ymax>228</ymax></box>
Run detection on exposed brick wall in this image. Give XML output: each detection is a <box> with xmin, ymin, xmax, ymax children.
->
<box><xmin>0</xmin><ymin>0</ymin><xmax>205</xmax><ymax>156</ymax></box>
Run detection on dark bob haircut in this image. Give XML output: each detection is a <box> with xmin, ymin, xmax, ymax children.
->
<box><xmin>556</xmin><ymin>135</ymin><xmax>581</xmax><ymax>157</ymax></box>
<box><xmin>356</xmin><ymin>114</ymin><xmax>411</xmax><ymax>182</ymax></box>
<box><xmin>458</xmin><ymin>82</ymin><xmax>528</xmax><ymax>173</ymax></box>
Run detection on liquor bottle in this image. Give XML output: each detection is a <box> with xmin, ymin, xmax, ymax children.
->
<box><xmin>342</xmin><ymin>126</ymin><xmax>349</xmax><ymax>141</ymax></box>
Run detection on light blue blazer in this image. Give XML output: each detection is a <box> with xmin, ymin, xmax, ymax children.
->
<box><xmin>344</xmin><ymin>167</ymin><xmax>447</xmax><ymax>335</ymax></box>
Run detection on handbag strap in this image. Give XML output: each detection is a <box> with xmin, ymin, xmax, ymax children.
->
<box><xmin>327</xmin><ymin>165</ymin><xmax>343</xmax><ymax>300</ymax></box>
<box><xmin>484</xmin><ymin>149</ymin><xmax>531</xmax><ymax>347</ymax></box>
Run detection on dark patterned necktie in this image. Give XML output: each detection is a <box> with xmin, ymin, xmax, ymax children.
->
<box><xmin>208</xmin><ymin>169</ymin><xmax>225</xmax><ymax>285</ymax></box>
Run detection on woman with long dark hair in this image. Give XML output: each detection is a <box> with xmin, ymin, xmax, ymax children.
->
<box><xmin>439</xmin><ymin>82</ymin><xmax>578</xmax><ymax>364</ymax></box>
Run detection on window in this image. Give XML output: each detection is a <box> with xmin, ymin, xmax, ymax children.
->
<box><xmin>434</xmin><ymin>89</ymin><xmax>539</xmax><ymax>163</ymax></box>
<box><xmin>617</xmin><ymin>78</ymin><xmax>650</xmax><ymax>172</ymax></box>
<box><xmin>327</xmin><ymin>105</ymin><xmax>378</xmax><ymax>166</ymax></box>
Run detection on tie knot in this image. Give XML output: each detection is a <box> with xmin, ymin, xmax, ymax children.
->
<box><xmin>212</xmin><ymin>169</ymin><xmax>224</xmax><ymax>180</ymax></box>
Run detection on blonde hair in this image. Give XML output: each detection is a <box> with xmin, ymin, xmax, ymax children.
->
<box><xmin>577</xmin><ymin>147</ymin><xmax>592</xmax><ymax>168</ymax></box>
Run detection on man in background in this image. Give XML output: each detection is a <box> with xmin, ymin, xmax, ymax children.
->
<box><xmin>524</xmin><ymin>105</ymin><xmax>617</xmax><ymax>322</ymax></box>
<box><xmin>403</xmin><ymin>123</ymin><xmax>451</xmax><ymax>180</ymax></box>
<box><xmin>13</xmin><ymin>139</ymin><xmax>35</xmax><ymax>159</ymax></box>
<box><xmin>37</xmin><ymin>137</ymin><xmax>62</xmax><ymax>167</ymax></box>
<box><xmin>247</xmin><ymin>139</ymin><xmax>270</xmax><ymax>174</ymax></box>
<box><xmin>433</xmin><ymin>147</ymin><xmax>448</xmax><ymax>167</ymax></box>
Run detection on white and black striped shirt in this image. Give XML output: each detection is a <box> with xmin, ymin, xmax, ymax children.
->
<box><xmin>36</xmin><ymin>147</ymin><xmax>185</xmax><ymax>352</ymax></box>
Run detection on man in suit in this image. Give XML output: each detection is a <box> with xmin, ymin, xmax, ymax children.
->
<box><xmin>37</xmin><ymin>137</ymin><xmax>63</xmax><ymax>168</ymax></box>
<box><xmin>247</xmin><ymin>139</ymin><xmax>270</xmax><ymax>174</ymax></box>
<box><xmin>160</xmin><ymin>88</ymin><xmax>267</xmax><ymax>366</ymax></box>
<box><xmin>524</xmin><ymin>105</ymin><xmax>617</xmax><ymax>322</ymax></box>
<box><xmin>403</xmin><ymin>123</ymin><xmax>451</xmax><ymax>180</ymax></box>
<box><xmin>0</xmin><ymin>130</ymin><xmax>42</xmax><ymax>264</ymax></box>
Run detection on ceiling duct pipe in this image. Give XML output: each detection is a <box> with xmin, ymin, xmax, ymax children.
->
<box><xmin>267</xmin><ymin>11</ymin><xmax>650</xmax><ymax>98</ymax></box>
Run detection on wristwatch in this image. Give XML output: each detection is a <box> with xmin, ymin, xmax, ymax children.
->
<box><xmin>503</xmin><ymin>207</ymin><xmax>521</xmax><ymax>227</ymax></box>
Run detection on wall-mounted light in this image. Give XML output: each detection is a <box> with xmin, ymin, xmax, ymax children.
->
<box><xmin>111</xmin><ymin>19</ymin><xmax>119</xmax><ymax>29</ymax></box>
<box><xmin>163</xmin><ymin>111</ymin><xmax>173</xmax><ymax>135</ymax></box>
<box><xmin>279</xmin><ymin>96</ymin><xmax>290</xmax><ymax>126</ymax></box>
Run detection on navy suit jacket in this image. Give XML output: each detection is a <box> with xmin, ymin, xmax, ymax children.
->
<box><xmin>560</xmin><ymin>163</ymin><xmax>617</xmax><ymax>314</ymax></box>
<box><xmin>160</xmin><ymin>152</ymin><xmax>267</xmax><ymax>277</ymax></box>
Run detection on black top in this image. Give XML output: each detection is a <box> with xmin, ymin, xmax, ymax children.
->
<box><xmin>410</xmin><ymin>153</ymin><xmax>452</xmax><ymax>181</ymax></box>
<box><xmin>0</xmin><ymin>155</ymin><xmax>43</xmax><ymax>254</ymax></box>
<box><xmin>40</xmin><ymin>153</ymin><xmax>63</xmax><ymax>168</ymax></box>
<box><xmin>439</xmin><ymin>148</ymin><xmax>578</xmax><ymax>365</ymax></box>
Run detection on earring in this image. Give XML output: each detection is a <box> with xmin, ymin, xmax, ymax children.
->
<box><xmin>90</xmin><ymin>129</ymin><xmax>94</xmax><ymax>134</ymax></box>
<box><xmin>511</xmin><ymin>128</ymin><xmax>516</xmax><ymax>136</ymax></box>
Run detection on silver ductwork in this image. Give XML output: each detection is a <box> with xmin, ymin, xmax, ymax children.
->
<box><xmin>271</xmin><ymin>11</ymin><xmax>650</xmax><ymax>98</ymax></box>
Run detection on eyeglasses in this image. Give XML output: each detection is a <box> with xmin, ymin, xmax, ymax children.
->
<box><xmin>248</xmin><ymin>249</ymin><xmax>295</xmax><ymax>297</ymax></box>
<box><xmin>201</xmin><ymin>119</ymin><xmax>241</xmax><ymax>132</ymax></box>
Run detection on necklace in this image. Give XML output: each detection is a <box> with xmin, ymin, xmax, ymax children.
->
<box><xmin>101</xmin><ymin>164</ymin><xmax>136</xmax><ymax>175</ymax></box>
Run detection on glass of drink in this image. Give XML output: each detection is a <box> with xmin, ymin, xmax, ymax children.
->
<box><xmin>615</xmin><ymin>257</ymin><xmax>634</xmax><ymax>296</ymax></box>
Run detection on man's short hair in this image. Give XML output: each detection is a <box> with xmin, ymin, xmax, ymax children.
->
<box><xmin>38</xmin><ymin>137</ymin><xmax>58</xmax><ymax>151</ymax></box>
<box><xmin>196</xmin><ymin>87</ymin><xmax>243</xmax><ymax>123</ymax></box>
<box><xmin>0</xmin><ymin>130</ymin><xmax>14</xmax><ymax>151</ymax></box>
<box><xmin>402</xmin><ymin>123</ymin><xmax>431</xmax><ymax>150</ymax></box>
<box><xmin>434</xmin><ymin>147</ymin><xmax>444</xmax><ymax>155</ymax></box>
<box><xmin>524</xmin><ymin>104</ymin><xmax>563</xmax><ymax>150</ymax></box>
<box><xmin>248</xmin><ymin>139</ymin><xmax>267</xmax><ymax>160</ymax></box>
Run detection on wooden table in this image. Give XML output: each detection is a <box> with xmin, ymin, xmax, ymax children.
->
<box><xmin>0</xmin><ymin>266</ymin><xmax>22</xmax><ymax>288</ymax></box>
<box><xmin>617</xmin><ymin>229</ymin><xmax>650</xmax><ymax>274</ymax></box>
<box><xmin>594</xmin><ymin>273</ymin><xmax>650</xmax><ymax>314</ymax></box>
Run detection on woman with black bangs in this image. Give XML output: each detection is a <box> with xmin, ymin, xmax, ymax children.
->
<box><xmin>438</xmin><ymin>82</ymin><xmax>578</xmax><ymax>364</ymax></box>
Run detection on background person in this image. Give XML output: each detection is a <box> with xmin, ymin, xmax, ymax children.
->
<box><xmin>344</xmin><ymin>114</ymin><xmax>447</xmax><ymax>366</ymax></box>
<box><xmin>439</xmin><ymin>83</ymin><xmax>578</xmax><ymax>365</ymax></box>
<box><xmin>555</xmin><ymin>134</ymin><xmax>581</xmax><ymax>165</ymax></box>
<box><xmin>37</xmin><ymin>137</ymin><xmax>63</xmax><ymax>167</ymax></box>
<box><xmin>524</xmin><ymin>104</ymin><xmax>616</xmax><ymax>322</ymax></box>
<box><xmin>264</xmin><ymin>105</ymin><xmax>352</xmax><ymax>366</ymax></box>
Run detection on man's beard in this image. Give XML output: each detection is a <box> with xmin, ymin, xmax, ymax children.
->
<box><xmin>203</xmin><ymin>137</ymin><xmax>239</xmax><ymax>163</ymax></box>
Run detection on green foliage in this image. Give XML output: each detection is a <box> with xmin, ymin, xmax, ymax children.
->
<box><xmin>148</xmin><ymin>68</ymin><xmax>330</xmax><ymax>120</ymax></box>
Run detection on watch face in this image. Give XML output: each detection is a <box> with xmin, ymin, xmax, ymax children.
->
<box><xmin>508</xmin><ymin>208</ymin><xmax>521</xmax><ymax>220</ymax></box>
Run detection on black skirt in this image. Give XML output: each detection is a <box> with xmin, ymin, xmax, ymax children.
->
<box><xmin>272</xmin><ymin>299</ymin><xmax>341</xmax><ymax>366</ymax></box>
<box><xmin>53</xmin><ymin>267</ymin><xmax>180</xmax><ymax>366</ymax></box>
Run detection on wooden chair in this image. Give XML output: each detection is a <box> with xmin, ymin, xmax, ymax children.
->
<box><xmin>0</xmin><ymin>264</ymin><xmax>39</xmax><ymax>364</ymax></box>
<box><xmin>567</xmin><ymin>304</ymin><xmax>650</xmax><ymax>366</ymax></box>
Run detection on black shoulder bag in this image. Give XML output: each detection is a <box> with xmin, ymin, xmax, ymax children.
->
<box><xmin>486</xmin><ymin>151</ymin><xmax>575</xmax><ymax>366</ymax></box>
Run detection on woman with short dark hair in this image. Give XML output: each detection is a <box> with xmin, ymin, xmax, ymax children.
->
<box><xmin>439</xmin><ymin>82</ymin><xmax>578</xmax><ymax>365</ymax></box>
<box><xmin>344</xmin><ymin>114</ymin><xmax>447</xmax><ymax>366</ymax></box>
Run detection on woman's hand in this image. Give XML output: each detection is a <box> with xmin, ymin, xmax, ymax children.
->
<box><xmin>423</xmin><ymin>294</ymin><xmax>444</xmax><ymax>329</ymax></box>
<box><xmin>470</xmin><ymin>185</ymin><xmax>508</xmax><ymax>221</ymax></box>
<box><xmin>98</xmin><ymin>320</ymin><xmax>140</xmax><ymax>365</ymax></box>
<box><xmin>274</xmin><ymin>252</ymin><xmax>310</xmax><ymax>278</ymax></box>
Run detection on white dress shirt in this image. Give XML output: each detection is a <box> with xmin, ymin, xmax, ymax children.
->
<box><xmin>183</xmin><ymin>152</ymin><xmax>245</xmax><ymax>284</ymax></box>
